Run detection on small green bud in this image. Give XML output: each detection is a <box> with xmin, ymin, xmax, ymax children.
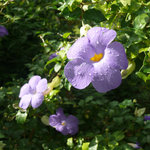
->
<box><xmin>51</xmin><ymin>76</ymin><xmax>61</xmax><ymax>88</ymax></box>
<box><xmin>41</xmin><ymin>115</ymin><xmax>50</xmax><ymax>126</ymax></box>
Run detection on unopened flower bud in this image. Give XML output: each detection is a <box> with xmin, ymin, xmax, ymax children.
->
<box><xmin>51</xmin><ymin>76</ymin><xmax>61</xmax><ymax>88</ymax></box>
<box><xmin>41</xmin><ymin>115</ymin><xmax>50</xmax><ymax>126</ymax></box>
<box><xmin>121</xmin><ymin>60</ymin><xmax>135</xmax><ymax>79</ymax></box>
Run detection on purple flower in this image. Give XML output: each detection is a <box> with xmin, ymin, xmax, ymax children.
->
<box><xmin>49</xmin><ymin>108</ymin><xmax>79</xmax><ymax>135</ymax></box>
<box><xmin>144</xmin><ymin>115</ymin><xmax>150</xmax><ymax>121</ymax></box>
<box><xmin>128</xmin><ymin>142</ymin><xmax>142</xmax><ymax>149</ymax></box>
<box><xmin>49</xmin><ymin>53</ymin><xmax>58</xmax><ymax>60</ymax></box>
<box><xmin>0</xmin><ymin>26</ymin><xmax>8</xmax><ymax>37</ymax></box>
<box><xmin>135</xmin><ymin>142</ymin><xmax>141</xmax><ymax>149</ymax></box>
<box><xmin>19</xmin><ymin>75</ymin><xmax>47</xmax><ymax>109</ymax></box>
<box><xmin>64</xmin><ymin>27</ymin><xmax>128</xmax><ymax>93</ymax></box>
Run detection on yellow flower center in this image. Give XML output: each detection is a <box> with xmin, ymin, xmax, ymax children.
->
<box><xmin>61</xmin><ymin>121</ymin><xmax>66</xmax><ymax>126</ymax></box>
<box><xmin>90</xmin><ymin>53</ymin><xmax>103</xmax><ymax>62</ymax></box>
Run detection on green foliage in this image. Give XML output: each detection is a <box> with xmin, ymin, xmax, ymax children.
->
<box><xmin>16</xmin><ymin>110</ymin><xmax>28</xmax><ymax>124</ymax></box>
<box><xmin>1</xmin><ymin>0</ymin><xmax>150</xmax><ymax>149</ymax></box>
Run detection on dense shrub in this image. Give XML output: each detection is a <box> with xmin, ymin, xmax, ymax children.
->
<box><xmin>0</xmin><ymin>0</ymin><xmax>150</xmax><ymax>149</ymax></box>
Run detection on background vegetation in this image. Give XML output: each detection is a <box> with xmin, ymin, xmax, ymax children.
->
<box><xmin>0</xmin><ymin>0</ymin><xmax>150</xmax><ymax>149</ymax></box>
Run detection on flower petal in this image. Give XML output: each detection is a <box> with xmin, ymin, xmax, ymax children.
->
<box><xmin>104</xmin><ymin>42</ymin><xmax>128</xmax><ymax>69</ymax></box>
<box><xmin>87</xmin><ymin>27</ymin><xmax>116</xmax><ymax>54</ymax></box>
<box><xmin>66</xmin><ymin>115</ymin><xmax>79</xmax><ymax>135</ymax></box>
<box><xmin>49</xmin><ymin>53</ymin><xmax>58</xmax><ymax>60</ymax></box>
<box><xmin>19</xmin><ymin>83</ymin><xmax>31</xmax><ymax>98</ymax></box>
<box><xmin>49</xmin><ymin>115</ymin><xmax>61</xmax><ymax>127</ymax></box>
<box><xmin>29</xmin><ymin>75</ymin><xmax>41</xmax><ymax>91</ymax></box>
<box><xmin>92</xmin><ymin>62</ymin><xmax>122</xmax><ymax>93</ymax></box>
<box><xmin>36</xmin><ymin>78</ymin><xmax>47</xmax><ymax>93</ymax></box>
<box><xmin>64</xmin><ymin>59</ymin><xmax>94</xmax><ymax>89</ymax></box>
<box><xmin>0</xmin><ymin>26</ymin><xmax>8</xmax><ymax>37</ymax></box>
<box><xmin>31</xmin><ymin>93</ymin><xmax>44</xmax><ymax>108</ymax></box>
<box><xmin>56</xmin><ymin>125</ymin><xmax>68</xmax><ymax>135</ymax></box>
<box><xmin>67</xmin><ymin>37</ymin><xmax>95</xmax><ymax>61</ymax></box>
<box><xmin>19</xmin><ymin>94</ymin><xmax>31</xmax><ymax>109</ymax></box>
<box><xmin>56</xmin><ymin>108</ymin><xmax>66</xmax><ymax>119</ymax></box>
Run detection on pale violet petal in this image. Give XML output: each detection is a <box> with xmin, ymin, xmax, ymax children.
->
<box><xmin>67</xmin><ymin>37</ymin><xmax>95</xmax><ymax>61</ymax></box>
<box><xmin>87</xmin><ymin>27</ymin><xmax>116</xmax><ymax>54</ymax></box>
<box><xmin>64</xmin><ymin>58</ymin><xmax>94</xmax><ymax>89</ymax></box>
<box><xmin>49</xmin><ymin>115</ymin><xmax>61</xmax><ymax>127</ymax></box>
<box><xmin>31</xmin><ymin>93</ymin><xmax>44</xmax><ymax>108</ymax></box>
<box><xmin>19</xmin><ymin>83</ymin><xmax>31</xmax><ymax>98</ymax></box>
<box><xmin>104</xmin><ymin>42</ymin><xmax>128</xmax><ymax>70</ymax></box>
<box><xmin>19</xmin><ymin>94</ymin><xmax>31</xmax><ymax>109</ymax></box>
<box><xmin>28</xmin><ymin>75</ymin><xmax>41</xmax><ymax>91</ymax></box>
<box><xmin>92</xmin><ymin>62</ymin><xmax>122</xmax><ymax>93</ymax></box>
<box><xmin>36</xmin><ymin>78</ymin><xmax>48</xmax><ymax>93</ymax></box>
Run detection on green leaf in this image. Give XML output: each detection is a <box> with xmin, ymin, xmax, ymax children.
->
<box><xmin>139</xmin><ymin>47</ymin><xmax>150</xmax><ymax>53</ymax></box>
<box><xmin>134</xmin><ymin>107</ymin><xmax>146</xmax><ymax>117</ymax></box>
<box><xmin>143</xmin><ymin>66</ymin><xmax>150</xmax><ymax>73</ymax></box>
<box><xmin>67</xmin><ymin>137</ymin><xmax>74</xmax><ymax>148</ymax></box>
<box><xmin>133</xmin><ymin>13</ymin><xmax>149</xmax><ymax>29</ymax></box>
<box><xmin>44</xmin><ymin>57</ymin><xmax>59</xmax><ymax>70</ymax></box>
<box><xmin>136</xmin><ymin>72</ymin><xmax>147</xmax><ymax>82</ymax></box>
<box><xmin>54</xmin><ymin>63</ymin><xmax>61</xmax><ymax>72</ymax></box>
<box><xmin>144</xmin><ymin>123</ymin><xmax>150</xmax><ymax>129</ymax></box>
<box><xmin>58</xmin><ymin>49</ymin><xmax>66</xmax><ymax>59</ymax></box>
<box><xmin>16</xmin><ymin>110</ymin><xmax>27</xmax><ymax>124</ymax></box>
<box><xmin>108</xmin><ymin>141</ymin><xmax>119</xmax><ymax>149</ymax></box>
<box><xmin>0</xmin><ymin>141</ymin><xmax>6</xmax><ymax>150</ymax></box>
<box><xmin>76</xmin><ymin>0</ymin><xmax>82</xmax><ymax>2</ymax></box>
<box><xmin>0</xmin><ymin>132</ymin><xmax>5</xmax><ymax>139</ymax></box>
<box><xmin>58</xmin><ymin>2</ymin><xmax>68</xmax><ymax>12</ymax></box>
<box><xmin>120</xmin><ymin>0</ymin><xmax>131</xmax><ymax>6</ymax></box>
<box><xmin>83</xmin><ymin>9</ymin><xmax>106</xmax><ymax>23</ymax></box>
<box><xmin>113</xmin><ymin>131</ymin><xmax>125</xmax><ymax>141</ymax></box>
<box><xmin>49</xmin><ymin>89</ymin><xmax>60</xmax><ymax>98</ymax></box>
<box><xmin>62</xmin><ymin>7</ymin><xmax>82</xmax><ymax>21</ymax></box>
<box><xmin>82</xmin><ymin>142</ymin><xmax>90</xmax><ymax>150</ymax></box>
<box><xmin>119</xmin><ymin>99</ymin><xmax>133</xmax><ymax>108</ymax></box>
<box><xmin>67</xmin><ymin>0</ymin><xmax>76</xmax><ymax>7</ymax></box>
<box><xmin>146</xmin><ymin>135</ymin><xmax>150</xmax><ymax>143</ymax></box>
<box><xmin>89</xmin><ymin>137</ymin><xmax>98</xmax><ymax>150</ymax></box>
<box><xmin>63</xmin><ymin>32</ymin><xmax>71</xmax><ymax>38</ymax></box>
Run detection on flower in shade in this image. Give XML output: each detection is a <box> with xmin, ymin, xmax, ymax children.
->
<box><xmin>49</xmin><ymin>108</ymin><xmax>79</xmax><ymax>135</ymax></box>
<box><xmin>64</xmin><ymin>27</ymin><xmax>128</xmax><ymax>93</ymax></box>
<box><xmin>19</xmin><ymin>75</ymin><xmax>47</xmax><ymax>109</ymax></box>
<box><xmin>0</xmin><ymin>26</ymin><xmax>8</xmax><ymax>37</ymax></box>
<box><xmin>144</xmin><ymin>115</ymin><xmax>150</xmax><ymax>121</ymax></box>
<box><xmin>128</xmin><ymin>142</ymin><xmax>142</xmax><ymax>149</ymax></box>
<box><xmin>49</xmin><ymin>48</ymin><xmax>64</xmax><ymax>60</ymax></box>
<box><xmin>49</xmin><ymin>53</ymin><xmax>58</xmax><ymax>60</ymax></box>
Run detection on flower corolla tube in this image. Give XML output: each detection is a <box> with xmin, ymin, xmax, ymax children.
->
<box><xmin>49</xmin><ymin>53</ymin><xmax>58</xmax><ymax>60</ymax></box>
<box><xmin>64</xmin><ymin>27</ymin><xmax>128</xmax><ymax>93</ymax></box>
<box><xmin>19</xmin><ymin>75</ymin><xmax>47</xmax><ymax>109</ymax></box>
<box><xmin>49</xmin><ymin>108</ymin><xmax>79</xmax><ymax>135</ymax></box>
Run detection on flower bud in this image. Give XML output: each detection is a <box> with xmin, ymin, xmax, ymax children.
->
<box><xmin>41</xmin><ymin>115</ymin><xmax>50</xmax><ymax>126</ymax></box>
<box><xmin>121</xmin><ymin>60</ymin><xmax>135</xmax><ymax>79</ymax></box>
<box><xmin>51</xmin><ymin>76</ymin><xmax>61</xmax><ymax>88</ymax></box>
